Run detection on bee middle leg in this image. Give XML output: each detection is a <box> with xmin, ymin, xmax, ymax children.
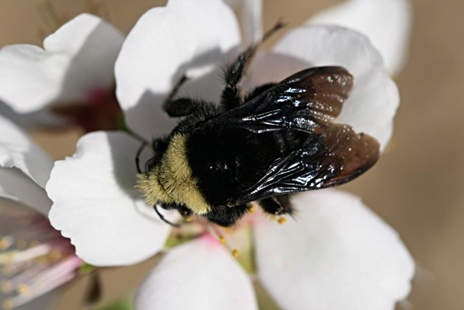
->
<box><xmin>258</xmin><ymin>195</ymin><xmax>293</xmax><ymax>216</ymax></box>
<box><xmin>220</xmin><ymin>21</ymin><xmax>285</xmax><ymax>111</ymax></box>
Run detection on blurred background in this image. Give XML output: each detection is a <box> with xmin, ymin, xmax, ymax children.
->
<box><xmin>0</xmin><ymin>0</ymin><xmax>463</xmax><ymax>309</ymax></box>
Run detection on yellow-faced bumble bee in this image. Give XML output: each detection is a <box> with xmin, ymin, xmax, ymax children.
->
<box><xmin>136</xmin><ymin>24</ymin><xmax>380</xmax><ymax>227</ymax></box>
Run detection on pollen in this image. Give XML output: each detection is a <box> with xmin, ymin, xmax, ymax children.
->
<box><xmin>17</xmin><ymin>284</ymin><xmax>32</xmax><ymax>296</ymax></box>
<box><xmin>278</xmin><ymin>217</ymin><xmax>287</xmax><ymax>224</ymax></box>
<box><xmin>219</xmin><ymin>236</ymin><xmax>226</xmax><ymax>244</ymax></box>
<box><xmin>232</xmin><ymin>249</ymin><xmax>239</xmax><ymax>258</ymax></box>
<box><xmin>0</xmin><ymin>237</ymin><xmax>12</xmax><ymax>250</ymax></box>
<box><xmin>248</xmin><ymin>206</ymin><xmax>255</xmax><ymax>213</ymax></box>
<box><xmin>185</xmin><ymin>216</ymin><xmax>193</xmax><ymax>223</ymax></box>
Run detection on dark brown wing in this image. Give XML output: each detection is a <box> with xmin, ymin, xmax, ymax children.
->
<box><xmin>215</xmin><ymin>66</ymin><xmax>354</xmax><ymax>134</ymax></box>
<box><xmin>203</xmin><ymin>66</ymin><xmax>380</xmax><ymax>205</ymax></box>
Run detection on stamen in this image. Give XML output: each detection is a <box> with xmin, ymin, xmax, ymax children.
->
<box><xmin>232</xmin><ymin>249</ymin><xmax>239</xmax><ymax>258</ymax></box>
<box><xmin>6</xmin><ymin>264</ymin><xmax>48</xmax><ymax>288</ymax></box>
<box><xmin>16</xmin><ymin>284</ymin><xmax>32</xmax><ymax>296</ymax></box>
<box><xmin>0</xmin><ymin>244</ymin><xmax>52</xmax><ymax>264</ymax></box>
<box><xmin>277</xmin><ymin>217</ymin><xmax>286</xmax><ymax>224</ymax></box>
<box><xmin>0</xmin><ymin>213</ymin><xmax>81</xmax><ymax>308</ymax></box>
<box><xmin>248</xmin><ymin>206</ymin><xmax>255</xmax><ymax>213</ymax></box>
<box><xmin>2</xmin><ymin>273</ymin><xmax>75</xmax><ymax>308</ymax></box>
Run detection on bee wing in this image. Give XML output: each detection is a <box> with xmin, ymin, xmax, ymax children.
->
<box><xmin>229</xmin><ymin>123</ymin><xmax>379</xmax><ymax>205</ymax></box>
<box><xmin>209</xmin><ymin>66</ymin><xmax>380</xmax><ymax>205</ymax></box>
<box><xmin>233</xmin><ymin>66</ymin><xmax>354</xmax><ymax>134</ymax></box>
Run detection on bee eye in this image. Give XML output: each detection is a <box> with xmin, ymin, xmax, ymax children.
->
<box><xmin>145</xmin><ymin>157</ymin><xmax>157</xmax><ymax>172</ymax></box>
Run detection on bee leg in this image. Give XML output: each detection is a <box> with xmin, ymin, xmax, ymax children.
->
<box><xmin>206</xmin><ymin>204</ymin><xmax>249</xmax><ymax>227</ymax></box>
<box><xmin>163</xmin><ymin>75</ymin><xmax>219</xmax><ymax>118</ymax></box>
<box><xmin>135</xmin><ymin>141</ymin><xmax>148</xmax><ymax>174</ymax></box>
<box><xmin>163</xmin><ymin>97</ymin><xmax>212</xmax><ymax>117</ymax></box>
<box><xmin>154</xmin><ymin>205</ymin><xmax>180</xmax><ymax>227</ymax></box>
<box><xmin>258</xmin><ymin>195</ymin><xmax>293</xmax><ymax>216</ymax></box>
<box><xmin>162</xmin><ymin>74</ymin><xmax>194</xmax><ymax>117</ymax></box>
<box><xmin>220</xmin><ymin>21</ymin><xmax>285</xmax><ymax>111</ymax></box>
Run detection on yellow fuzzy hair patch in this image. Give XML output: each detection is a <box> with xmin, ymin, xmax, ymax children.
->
<box><xmin>136</xmin><ymin>134</ymin><xmax>211</xmax><ymax>215</ymax></box>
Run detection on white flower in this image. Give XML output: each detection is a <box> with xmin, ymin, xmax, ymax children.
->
<box><xmin>0</xmin><ymin>14</ymin><xmax>125</xmax><ymax>131</ymax></box>
<box><xmin>0</xmin><ymin>115</ymin><xmax>82</xmax><ymax>309</ymax></box>
<box><xmin>306</xmin><ymin>0</ymin><xmax>412</xmax><ymax>75</ymax></box>
<box><xmin>46</xmin><ymin>0</ymin><xmax>414</xmax><ymax>309</ymax></box>
<box><xmin>0</xmin><ymin>1</ymin><xmax>260</xmax><ymax>132</ymax></box>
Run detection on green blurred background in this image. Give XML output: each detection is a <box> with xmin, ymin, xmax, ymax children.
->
<box><xmin>0</xmin><ymin>0</ymin><xmax>463</xmax><ymax>309</ymax></box>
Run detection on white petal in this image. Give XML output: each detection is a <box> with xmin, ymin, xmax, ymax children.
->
<box><xmin>47</xmin><ymin>131</ymin><xmax>172</xmax><ymax>266</ymax></box>
<box><xmin>225</xmin><ymin>0</ymin><xmax>263</xmax><ymax>44</ymax></box>
<box><xmin>0</xmin><ymin>14</ymin><xmax>124</xmax><ymax>113</ymax></box>
<box><xmin>307</xmin><ymin>0</ymin><xmax>412</xmax><ymax>75</ymax></box>
<box><xmin>0</xmin><ymin>168</ymin><xmax>51</xmax><ymax>216</ymax></box>
<box><xmin>115</xmin><ymin>0</ymin><xmax>241</xmax><ymax>139</ymax></box>
<box><xmin>136</xmin><ymin>235</ymin><xmax>258</xmax><ymax>310</ymax></box>
<box><xmin>254</xmin><ymin>190</ymin><xmax>414</xmax><ymax>310</ymax></box>
<box><xmin>0</xmin><ymin>114</ymin><xmax>53</xmax><ymax>187</ymax></box>
<box><xmin>249</xmin><ymin>25</ymin><xmax>399</xmax><ymax>151</ymax></box>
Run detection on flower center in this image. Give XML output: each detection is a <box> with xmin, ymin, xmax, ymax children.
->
<box><xmin>50</xmin><ymin>86</ymin><xmax>123</xmax><ymax>133</ymax></box>
<box><xmin>0</xmin><ymin>214</ymin><xmax>82</xmax><ymax>309</ymax></box>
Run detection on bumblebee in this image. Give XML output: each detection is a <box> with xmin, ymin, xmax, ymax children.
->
<box><xmin>136</xmin><ymin>24</ymin><xmax>380</xmax><ymax>227</ymax></box>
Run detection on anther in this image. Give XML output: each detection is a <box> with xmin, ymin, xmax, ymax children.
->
<box><xmin>232</xmin><ymin>249</ymin><xmax>239</xmax><ymax>258</ymax></box>
<box><xmin>277</xmin><ymin>217</ymin><xmax>286</xmax><ymax>224</ymax></box>
<box><xmin>219</xmin><ymin>236</ymin><xmax>226</xmax><ymax>244</ymax></box>
<box><xmin>0</xmin><ymin>237</ymin><xmax>13</xmax><ymax>250</ymax></box>
<box><xmin>17</xmin><ymin>284</ymin><xmax>32</xmax><ymax>296</ymax></box>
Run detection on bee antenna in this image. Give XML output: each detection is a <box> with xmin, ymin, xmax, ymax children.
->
<box><xmin>154</xmin><ymin>204</ymin><xmax>180</xmax><ymax>227</ymax></box>
<box><xmin>135</xmin><ymin>142</ymin><xmax>148</xmax><ymax>174</ymax></box>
